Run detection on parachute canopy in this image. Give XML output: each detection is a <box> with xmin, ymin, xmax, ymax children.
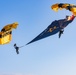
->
<box><xmin>1</xmin><ymin>22</ymin><xmax>18</xmax><ymax>32</ymax></box>
<box><xmin>51</xmin><ymin>3</ymin><xmax>76</xmax><ymax>16</ymax></box>
<box><xmin>0</xmin><ymin>22</ymin><xmax>18</xmax><ymax>45</ymax></box>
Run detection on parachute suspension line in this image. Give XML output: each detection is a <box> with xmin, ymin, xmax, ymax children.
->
<box><xmin>19</xmin><ymin>44</ymin><xmax>26</xmax><ymax>48</ymax></box>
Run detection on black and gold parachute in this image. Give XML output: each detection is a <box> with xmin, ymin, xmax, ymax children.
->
<box><xmin>0</xmin><ymin>22</ymin><xmax>18</xmax><ymax>44</ymax></box>
<box><xmin>51</xmin><ymin>3</ymin><xmax>76</xmax><ymax>16</ymax></box>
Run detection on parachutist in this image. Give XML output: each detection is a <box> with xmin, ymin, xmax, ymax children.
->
<box><xmin>14</xmin><ymin>43</ymin><xmax>19</xmax><ymax>54</ymax></box>
<box><xmin>59</xmin><ymin>29</ymin><xmax>64</xmax><ymax>38</ymax></box>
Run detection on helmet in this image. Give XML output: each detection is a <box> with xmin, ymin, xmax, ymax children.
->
<box><xmin>66</xmin><ymin>15</ymin><xmax>69</xmax><ymax>18</ymax></box>
<box><xmin>66</xmin><ymin>15</ymin><xmax>71</xmax><ymax>20</ymax></box>
<box><xmin>14</xmin><ymin>43</ymin><xmax>16</xmax><ymax>46</ymax></box>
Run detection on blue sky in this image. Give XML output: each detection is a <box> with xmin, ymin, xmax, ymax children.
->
<box><xmin>0</xmin><ymin>0</ymin><xmax>76</xmax><ymax>75</ymax></box>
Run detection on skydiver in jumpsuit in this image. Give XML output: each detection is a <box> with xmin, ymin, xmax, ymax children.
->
<box><xmin>14</xmin><ymin>43</ymin><xmax>19</xmax><ymax>54</ymax></box>
<box><xmin>14</xmin><ymin>43</ymin><xmax>25</xmax><ymax>54</ymax></box>
<box><xmin>58</xmin><ymin>15</ymin><xmax>75</xmax><ymax>38</ymax></box>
